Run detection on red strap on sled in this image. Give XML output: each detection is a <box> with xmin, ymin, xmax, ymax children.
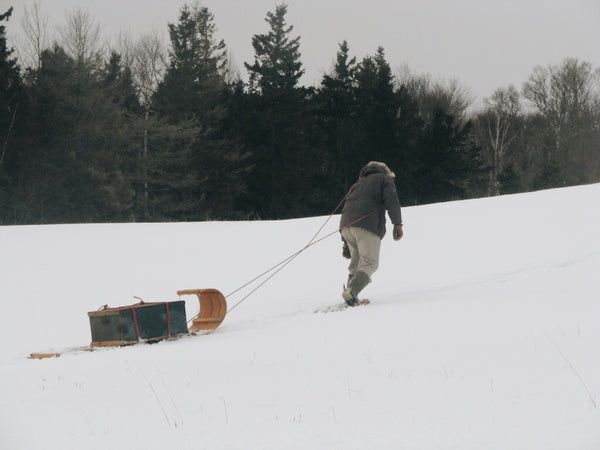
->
<box><xmin>130</xmin><ymin>306</ymin><xmax>141</xmax><ymax>342</ymax></box>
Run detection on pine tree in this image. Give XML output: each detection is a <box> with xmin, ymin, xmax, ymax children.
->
<box><xmin>0</xmin><ymin>7</ymin><xmax>23</xmax><ymax>222</ymax></box>
<box><xmin>155</xmin><ymin>2</ymin><xmax>226</xmax><ymax>121</ymax></box>
<box><xmin>391</xmin><ymin>84</ymin><xmax>424</xmax><ymax>205</ymax></box>
<box><xmin>103</xmin><ymin>51</ymin><xmax>140</xmax><ymax>114</ymax></box>
<box><xmin>241</xmin><ymin>3</ymin><xmax>312</xmax><ymax>218</ymax></box>
<box><xmin>354</xmin><ymin>47</ymin><xmax>398</xmax><ymax>166</ymax></box>
<box><xmin>244</xmin><ymin>3</ymin><xmax>304</xmax><ymax>94</ymax></box>
<box><xmin>316</xmin><ymin>40</ymin><xmax>358</xmax><ymax>191</ymax></box>
<box><xmin>416</xmin><ymin>109</ymin><xmax>484</xmax><ymax>203</ymax></box>
<box><xmin>17</xmin><ymin>45</ymin><xmax>137</xmax><ymax>223</ymax></box>
<box><xmin>150</xmin><ymin>2</ymin><xmax>247</xmax><ymax>220</ymax></box>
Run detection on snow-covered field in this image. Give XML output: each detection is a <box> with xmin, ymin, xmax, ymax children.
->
<box><xmin>1</xmin><ymin>184</ymin><xmax>599</xmax><ymax>449</ymax></box>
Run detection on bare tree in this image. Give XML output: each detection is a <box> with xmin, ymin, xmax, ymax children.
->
<box><xmin>522</xmin><ymin>58</ymin><xmax>600</xmax><ymax>183</ymax></box>
<box><xmin>395</xmin><ymin>65</ymin><xmax>474</xmax><ymax>123</ymax></box>
<box><xmin>132</xmin><ymin>31</ymin><xmax>167</xmax><ymax>108</ymax></box>
<box><xmin>223</xmin><ymin>49</ymin><xmax>241</xmax><ymax>85</ymax></box>
<box><xmin>479</xmin><ymin>86</ymin><xmax>522</xmax><ymax>195</ymax></box>
<box><xmin>111</xmin><ymin>30</ymin><xmax>136</xmax><ymax>73</ymax></box>
<box><xmin>523</xmin><ymin>58</ymin><xmax>597</xmax><ymax>153</ymax></box>
<box><xmin>131</xmin><ymin>31</ymin><xmax>167</xmax><ymax>217</ymax></box>
<box><xmin>19</xmin><ymin>1</ymin><xmax>49</xmax><ymax>70</ymax></box>
<box><xmin>58</xmin><ymin>7</ymin><xmax>102</xmax><ymax>65</ymax></box>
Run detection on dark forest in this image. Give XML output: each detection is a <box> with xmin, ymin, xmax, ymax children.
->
<box><xmin>1</xmin><ymin>3</ymin><xmax>599</xmax><ymax>224</ymax></box>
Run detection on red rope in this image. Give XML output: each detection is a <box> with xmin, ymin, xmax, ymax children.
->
<box><xmin>306</xmin><ymin>187</ymin><xmax>355</xmax><ymax>245</ymax></box>
<box><xmin>165</xmin><ymin>302</ymin><xmax>172</xmax><ymax>337</ymax></box>
<box><xmin>130</xmin><ymin>306</ymin><xmax>141</xmax><ymax>342</ymax></box>
<box><xmin>226</xmin><ymin>195</ymin><xmax>377</xmax><ymax>313</ymax></box>
<box><xmin>99</xmin><ymin>301</ymin><xmax>174</xmax><ymax>341</ymax></box>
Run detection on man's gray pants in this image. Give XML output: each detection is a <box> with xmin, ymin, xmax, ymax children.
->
<box><xmin>341</xmin><ymin>226</ymin><xmax>381</xmax><ymax>279</ymax></box>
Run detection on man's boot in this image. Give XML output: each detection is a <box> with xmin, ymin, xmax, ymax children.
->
<box><xmin>342</xmin><ymin>271</ymin><xmax>370</xmax><ymax>306</ymax></box>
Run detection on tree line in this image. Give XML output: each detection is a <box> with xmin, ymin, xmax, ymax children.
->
<box><xmin>1</xmin><ymin>3</ymin><xmax>599</xmax><ymax>224</ymax></box>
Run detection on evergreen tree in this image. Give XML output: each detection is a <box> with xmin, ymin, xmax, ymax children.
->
<box><xmin>314</xmin><ymin>45</ymin><xmax>422</xmax><ymax>207</ymax></box>
<box><xmin>244</xmin><ymin>3</ymin><xmax>304</xmax><ymax>94</ymax></box>
<box><xmin>354</xmin><ymin>48</ymin><xmax>398</xmax><ymax>164</ymax></box>
<box><xmin>151</xmin><ymin>2</ymin><xmax>247</xmax><ymax>220</ymax></box>
<box><xmin>103</xmin><ymin>51</ymin><xmax>140</xmax><ymax>114</ymax></box>
<box><xmin>315</xmin><ymin>40</ymin><xmax>358</xmax><ymax>192</ymax></box>
<box><xmin>155</xmin><ymin>2</ymin><xmax>226</xmax><ymax>121</ymax></box>
<box><xmin>416</xmin><ymin>109</ymin><xmax>484</xmax><ymax>203</ymax></box>
<box><xmin>0</xmin><ymin>7</ymin><xmax>23</xmax><ymax>222</ymax></box>
<box><xmin>16</xmin><ymin>44</ymin><xmax>137</xmax><ymax>223</ymax></box>
<box><xmin>241</xmin><ymin>3</ymin><xmax>313</xmax><ymax>218</ymax></box>
<box><xmin>389</xmin><ymin>84</ymin><xmax>424</xmax><ymax>205</ymax></box>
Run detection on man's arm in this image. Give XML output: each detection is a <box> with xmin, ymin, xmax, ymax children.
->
<box><xmin>382</xmin><ymin>177</ymin><xmax>402</xmax><ymax>226</ymax></box>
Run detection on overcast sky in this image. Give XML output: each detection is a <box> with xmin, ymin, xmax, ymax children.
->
<box><xmin>2</xmin><ymin>0</ymin><xmax>599</xmax><ymax>105</ymax></box>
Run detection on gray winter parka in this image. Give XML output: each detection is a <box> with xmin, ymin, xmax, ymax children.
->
<box><xmin>339</xmin><ymin>163</ymin><xmax>403</xmax><ymax>239</ymax></box>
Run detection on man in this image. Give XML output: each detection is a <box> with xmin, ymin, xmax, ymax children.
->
<box><xmin>339</xmin><ymin>161</ymin><xmax>403</xmax><ymax>306</ymax></box>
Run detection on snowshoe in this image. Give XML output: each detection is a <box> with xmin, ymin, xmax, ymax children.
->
<box><xmin>342</xmin><ymin>285</ymin><xmax>361</xmax><ymax>307</ymax></box>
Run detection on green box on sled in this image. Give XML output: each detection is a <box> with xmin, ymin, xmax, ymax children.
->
<box><xmin>88</xmin><ymin>301</ymin><xmax>188</xmax><ymax>347</ymax></box>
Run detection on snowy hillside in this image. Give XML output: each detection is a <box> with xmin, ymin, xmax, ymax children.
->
<box><xmin>1</xmin><ymin>184</ymin><xmax>599</xmax><ymax>450</ymax></box>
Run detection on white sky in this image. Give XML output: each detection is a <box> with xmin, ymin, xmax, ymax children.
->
<box><xmin>2</xmin><ymin>0</ymin><xmax>600</xmax><ymax>104</ymax></box>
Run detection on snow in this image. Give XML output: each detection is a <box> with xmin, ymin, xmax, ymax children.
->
<box><xmin>1</xmin><ymin>184</ymin><xmax>599</xmax><ymax>449</ymax></box>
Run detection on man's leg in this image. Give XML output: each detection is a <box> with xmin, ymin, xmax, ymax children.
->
<box><xmin>353</xmin><ymin>227</ymin><xmax>381</xmax><ymax>279</ymax></box>
<box><xmin>341</xmin><ymin>227</ymin><xmax>360</xmax><ymax>279</ymax></box>
<box><xmin>340</xmin><ymin>227</ymin><xmax>381</xmax><ymax>304</ymax></box>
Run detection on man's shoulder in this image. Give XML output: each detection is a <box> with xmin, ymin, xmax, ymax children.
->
<box><xmin>368</xmin><ymin>172</ymin><xmax>395</xmax><ymax>185</ymax></box>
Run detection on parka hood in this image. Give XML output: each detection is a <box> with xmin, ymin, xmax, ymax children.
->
<box><xmin>359</xmin><ymin>161</ymin><xmax>396</xmax><ymax>179</ymax></box>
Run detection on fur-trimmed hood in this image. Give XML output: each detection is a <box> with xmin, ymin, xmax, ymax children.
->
<box><xmin>359</xmin><ymin>161</ymin><xmax>396</xmax><ymax>179</ymax></box>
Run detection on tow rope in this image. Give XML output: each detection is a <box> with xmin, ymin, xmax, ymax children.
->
<box><xmin>225</xmin><ymin>192</ymin><xmax>376</xmax><ymax>315</ymax></box>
